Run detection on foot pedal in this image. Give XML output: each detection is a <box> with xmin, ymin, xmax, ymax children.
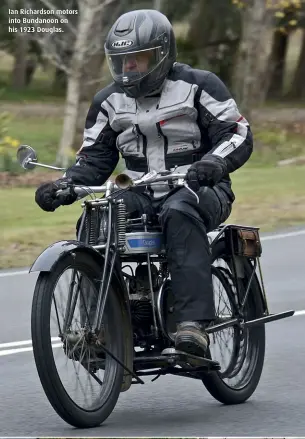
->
<box><xmin>161</xmin><ymin>348</ymin><xmax>220</xmax><ymax>370</ymax></box>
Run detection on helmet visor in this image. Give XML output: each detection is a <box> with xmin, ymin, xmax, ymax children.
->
<box><xmin>106</xmin><ymin>46</ymin><xmax>166</xmax><ymax>85</ymax></box>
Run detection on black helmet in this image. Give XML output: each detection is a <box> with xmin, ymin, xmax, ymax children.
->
<box><xmin>104</xmin><ymin>9</ymin><xmax>177</xmax><ymax>98</ymax></box>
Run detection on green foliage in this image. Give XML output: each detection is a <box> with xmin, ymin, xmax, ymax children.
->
<box><xmin>231</xmin><ymin>0</ymin><xmax>305</xmax><ymax>29</ymax></box>
<box><xmin>176</xmin><ymin>37</ymin><xmax>201</xmax><ymax>67</ymax></box>
<box><xmin>272</xmin><ymin>0</ymin><xmax>305</xmax><ymax>31</ymax></box>
<box><xmin>0</xmin><ymin>111</ymin><xmax>21</xmax><ymax>173</ymax></box>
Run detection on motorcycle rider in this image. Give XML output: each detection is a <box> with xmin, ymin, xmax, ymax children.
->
<box><xmin>35</xmin><ymin>9</ymin><xmax>253</xmax><ymax>358</ymax></box>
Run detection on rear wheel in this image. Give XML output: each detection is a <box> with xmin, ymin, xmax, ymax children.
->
<box><xmin>201</xmin><ymin>239</ymin><xmax>265</xmax><ymax>404</ymax></box>
<box><xmin>31</xmin><ymin>252</ymin><xmax>125</xmax><ymax>428</ymax></box>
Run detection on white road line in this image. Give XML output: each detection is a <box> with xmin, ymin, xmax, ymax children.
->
<box><xmin>0</xmin><ymin>339</ymin><xmax>33</xmax><ymax>349</ymax></box>
<box><xmin>0</xmin><ymin>343</ymin><xmax>62</xmax><ymax>357</ymax></box>
<box><xmin>0</xmin><ymin>346</ymin><xmax>34</xmax><ymax>356</ymax></box>
<box><xmin>0</xmin><ymin>270</ymin><xmax>29</xmax><ymax>278</ymax></box>
<box><xmin>0</xmin><ymin>337</ymin><xmax>60</xmax><ymax>349</ymax></box>
<box><xmin>261</xmin><ymin>229</ymin><xmax>305</xmax><ymax>241</ymax></box>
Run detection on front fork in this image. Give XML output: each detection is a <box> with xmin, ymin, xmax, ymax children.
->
<box><xmin>63</xmin><ymin>181</ymin><xmax>122</xmax><ymax>335</ymax></box>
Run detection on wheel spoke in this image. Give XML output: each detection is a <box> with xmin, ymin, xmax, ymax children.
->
<box><xmin>52</xmin><ymin>293</ymin><xmax>62</xmax><ymax>336</ymax></box>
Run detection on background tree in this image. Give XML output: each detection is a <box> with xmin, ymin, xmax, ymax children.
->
<box><xmin>288</xmin><ymin>27</ymin><xmax>305</xmax><ymax>98</ymax></box>
<box><xmin>22</xmin><ymin>0</ymin><xmax>119</xmax><ymax>165</ymax></box>
<box><xmin>186</xmin><ymin>0</ymin><xmax>242</xmax><ymax>87</ymax></box>
<box><xmin>231</xmin><ymin>0</ymin><xmax>274</xmax><ymax>120</ymax></box>
<box><xmin>266</xmin><ymin>0</ymin><xmax>305</xmax><ymax>99</ymax></box>
<box><xmin>286</xmin><ymin>2</ymin><xmax>305</xmax><ymax>98</ymax></box>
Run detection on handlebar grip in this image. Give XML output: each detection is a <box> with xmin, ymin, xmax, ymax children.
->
<box><xmin>55</xmin><ymin>188</ymin><xmax>71</xmax><ymax>198</ymax></box>
<box><xmin>56</xmin><ymin>186</ymin><xmax>89</xmax><ymax>200</ymax></box>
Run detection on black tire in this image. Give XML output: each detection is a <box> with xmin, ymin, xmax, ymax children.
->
<box><xmin>201</xmin><ymin>239</ymin><xmax>265</xmax><ymax>404</ymax></box>
<box><xmin>31</xmin><ymin>252</ymin><xmax>125</xmax><ymax>428</ymax></box>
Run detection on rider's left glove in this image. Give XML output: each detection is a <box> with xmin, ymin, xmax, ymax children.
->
<box><xmin>185</xmin><ymin>154</ymin><xmax>227</xmax><ymax>192</ymax></box>
<box><xmin>35</xmin><ymin>178</ymin><xmax>77</xmax><ymax>212</ymax></box>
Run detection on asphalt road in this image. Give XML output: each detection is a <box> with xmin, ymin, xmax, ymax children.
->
<box><xmin>0</xmin><ymin>227</ymin><xmax>305</xmax><ymax>437</ymax></box>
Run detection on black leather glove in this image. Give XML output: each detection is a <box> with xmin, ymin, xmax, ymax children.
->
<box><xmin>185</xmin><ymin>154</ymin><xmax>227</xmax><ymax>192</ymax></box>
<box><xmin>35</xmin><ymin>178</ymin><xmax>77</xmax><ymax>212</ymax></box>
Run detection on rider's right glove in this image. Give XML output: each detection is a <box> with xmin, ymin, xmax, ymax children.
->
<box><xmin>35</xmin><ymin>178</ymin><xmax>77</xmax><ymax>212</ymax></box>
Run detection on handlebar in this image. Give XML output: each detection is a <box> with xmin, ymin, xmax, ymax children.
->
<box><xmin>54</xmin><ymin>171</ymin><xmax>201</xmax><ymax>204</ymax></box>
<box><xmin>56</xmin><ymin>172</ymin><xmax>187</xmax><ymax>199</ymax></box>
<box><xmin>16</xmin><ymin>146</ymin><xmax>198</xmax><ymax>202</ymax></box>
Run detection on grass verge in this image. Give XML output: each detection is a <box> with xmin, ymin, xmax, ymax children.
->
<box><xmin>1</xmin><ymin>164</ymin><xmax>305</xmax><ymax>269</ymax></box>
<box><xmin>229</xmin><ymin>164</ymin><xmax>305</xmax><ymax>230</ymax></box>
<box><xmin>0</xmin><ymin>187</ymin><xmax>81</xmax><ymax>268</ymax></box>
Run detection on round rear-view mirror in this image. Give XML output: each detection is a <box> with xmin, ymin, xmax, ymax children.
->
<box><xmin>16</xmin><ymin>144</ymin><xmax>37</xmax><ymax>170</ymax></box>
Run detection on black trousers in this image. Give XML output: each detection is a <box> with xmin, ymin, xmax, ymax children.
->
<box><xmin>78</xmin><ymin>184</ymin><xmax>233</xmax><ymax>323</ymax></box>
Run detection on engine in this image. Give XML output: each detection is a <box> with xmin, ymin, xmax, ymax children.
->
<box><xmin>128</xmin><ymin>263</ymin><xmax>159</xmax><ymax>343</ymax></box>
<box><xmin>130</xmin><ymin>297</ymin><xmax>153</xmax><ymax>327</ymax></box>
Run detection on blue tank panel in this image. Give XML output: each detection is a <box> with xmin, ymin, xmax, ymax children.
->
<box><xmin>124</xmin><ymin>232</ymin><xmax>164</xmax><ymax>254</ymax></box>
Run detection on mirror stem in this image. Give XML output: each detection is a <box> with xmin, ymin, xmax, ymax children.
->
<box><xmin>26</xmin><ymin>160</ymin><xmax>66</xmax><ymax>171</ymax></box>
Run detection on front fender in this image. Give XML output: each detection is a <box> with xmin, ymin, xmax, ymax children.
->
<box><xmin>30</xmin><ymin>239</ymin><xmax>129</xmax><ymax>305</ymax></box>
<box><xmin>30</xmin><ymin>239</ymin><xmax>134</xmax><ymax>391</ymax></box>
<box><xmin>30</xmin><ymin>240</ymin><xmax>97</xmax><ymax>273</ymax></box>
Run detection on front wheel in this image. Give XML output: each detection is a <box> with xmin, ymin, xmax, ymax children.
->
<box><xmin>201</xmin><ymin>239</ymin><xmax>266</xmax><ymax>404</ymax></box>
<box><xmin>31</xmin><ymin>252</ymin><xmax>125</xmax><ymax>428</ymax></box>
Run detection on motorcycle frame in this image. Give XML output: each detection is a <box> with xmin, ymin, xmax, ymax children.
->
<box><xmin>75</xmin><ymin>183</ymin><xmax>294</xmax><ymax>346</ymax></box>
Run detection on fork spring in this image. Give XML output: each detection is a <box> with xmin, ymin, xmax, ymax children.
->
<box><xmin>117</xmin><ymin>202</ymin><xmax>126</xmax><ymax>248</ymax></box>
<box><xmin>86</xmin><ymin>208</ymin><xmax>98</xmax><ymax>245</ymax></box>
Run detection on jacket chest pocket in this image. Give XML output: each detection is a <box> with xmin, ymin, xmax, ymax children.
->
<box><xmin>117</xmin><ymin>125</ymin><xmax>145</xmax><ymax>157</ymax></box>
<box><xmin>156</xmin><ymin>82</ymin><xmax>201</xmax><ymax>153</ymax></box>
<box><xmin>110</xmin><ymin>101</ymin><xmax>141</xmax><ymax>157</ymax></box>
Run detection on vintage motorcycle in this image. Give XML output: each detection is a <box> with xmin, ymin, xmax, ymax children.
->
<box><xmin>17</xmin><ymin>144</ymin><xmax>294</xmax><ymax>429</ymax></box>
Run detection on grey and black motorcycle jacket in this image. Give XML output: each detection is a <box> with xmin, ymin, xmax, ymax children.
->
<box><xmin>65</xmin><ymin>62</ymin><xmax>253</xmax><ymax>200</ymax></box>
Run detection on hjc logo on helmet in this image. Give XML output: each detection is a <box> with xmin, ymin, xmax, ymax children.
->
<box><xmin>112</xmin><ymin>40</ymin><xmax>134</xmax><ymax>48</ymax></box>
